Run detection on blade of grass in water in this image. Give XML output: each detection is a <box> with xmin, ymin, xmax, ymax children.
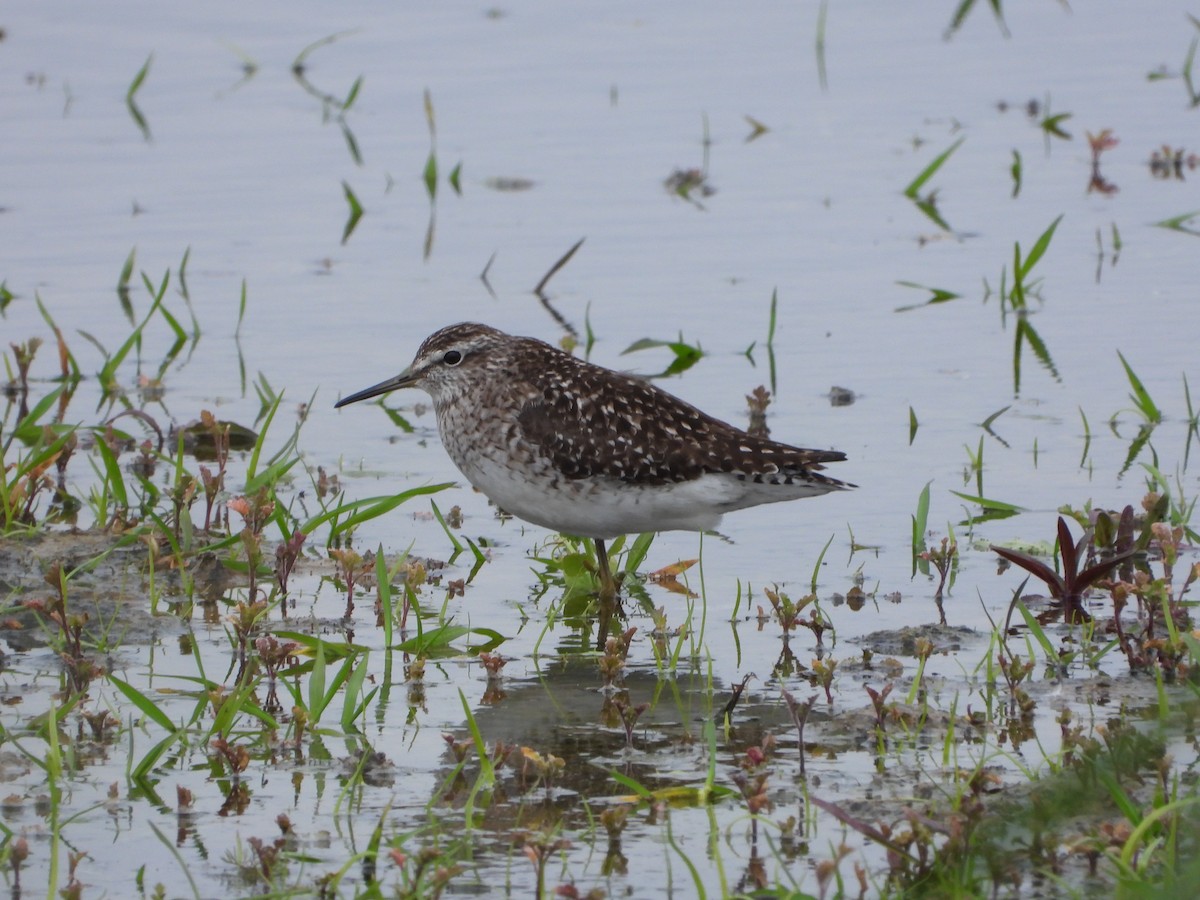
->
<box><xmin>1018</xmin><ymin>214</ymin><xmax>1063</xmax><ymax>280</ymax></box>
<box><xmin>460</xmin><ymin>690</ymin><xmax>495</xmax><ymax>824</ymax></box>
<box><xmin>1117</xmin><ymin>350</ymin><xmax>1162</xmax><ymax>423</ymax></box>
<box><xmin>810</xmin><ymin>533</ymin><xmax>835</xmax><ymax>593</ymax></box>
<box><xmin>894</xmin><ymin>281</ymin><xmax>961</xmax><ymax>312</ymax></box>
<box><xmin>126</xmin><ymin>55</ymin><xmax>153</xmax><ymax>141</ymax></box>
<box><xmin>341</xmin><ymin>181</ymin><xmax>363</xmax><ymax>244</ymax></box>
<box><xmin>912</xmin><ymin>481</ymin><xmax>931</xmax><ymax>575</ymax></box>
<box><xmin>814</xmin><ymin>0</ymin><xmax>829</xmax><ymax>90</ymax></box>
<box><xmin>236</xmin><ymin>278</ymin><xmax>248</xmax><ymax>338</ymax></box>
<box><xmin>903</xmin><ymin>137</ymin><xmax>964</xmax><ymax>199</ymax></box>
<box><xmin>109</xmin><ymin>675</ymin><xmax>176</xmax><ymax>732</ymax></box>
<box><xmin>1153</xmin><ymin>209</ymin><xmax>1200</xmax><ymax>235</ymax></box>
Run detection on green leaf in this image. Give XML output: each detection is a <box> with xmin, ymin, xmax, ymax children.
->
<box><xmin>1152</xmin><ymin>210</ymin><xmax>1200</xmax><ymax>234</ymax></box>
<box><xmin>430</xmin><ymin>499</ymin><xmax>464</xmax><ymax>554</ymax></box>
<box><xmin>377</xmin><ymin>404</ymin><xmax>414</xmax><ymax>432</ymax></box>
<box><xmin>126</xmin><ymin>55</ymin><xmax>151</xmax><ymax>100</ymax></box>
<box><xmin>393</xmin><ymin>623</ymin><xmax>504</xmax><ymax>655</ymax></box>
<box><xmin>125</xmin><ymin>55</ymin><xmax>153</xmax><ymax>141</ymax></box>
<box><xmin>308</xmin><ymin>642</ymin><xmax>333</xmax><ymax>724</ymax></box>
<box><xmin>343</xmin><ymin>75</ymin><xmax>363</xmax><ymax>109</ymax></box>
<box><xmin>1018</xmin><ymin>214</ymin><xmax>1063</xmax><ymax>280</ymax></box>
<box><xmin>1117</xmin><ymin>350</ymin><xmax>1162</xmax><ymax>422</ymax></box>
<box><xmin>912</xmin><ymin>196</ymin><xmax>954</xmax><ymax>232</ymax></box>
<box><xmin>459</xmin><ymin>689</ymin><xmax>495</xmax><ymax>818</ymax></box>
<box><xmin>5</xmin><ymin>385</ymin><xmax>65</xmax><ymax>446</ymax></box>
<box><xmin>949</xmin><ymin>490</ymin><xmax>1023</xmax><ymax>511</ymax></box>
<box><xmin>341</xmin><ymin>181</ymin><xmax>363</xmax><ymax>244</ymax></box>
<box><xmin>810</xmin><ymin>532</ymin><xmax>835</xmax><ymax>593</ymax></box>
<box><xmin>609</xmin><ymin>769</ymin><xmax>654</xmax><ymax>800</ymax></box>
<box><xmin>950</xmin><ymin>490</ymin><xmax>1025</xmax><ymax>513</ymax></box>
<box><xmin>1015</xmin><ymin>601</ymin><xmax>1059</xmax><ymax>661</ymax></box>
<box><xmin>621</xmin><ymin>338</ymin><xmax>704</xmax><ymax>377</ymax></box>
<box><xmin>422</xmin><ymin>152</ymin><xmax>438</xmax><ymax>200</ymax></box>
<box><xmin>622</xmin><ymin>532</ymin><xmax>655</xmax><ymax>578</ymax></box>
<box><xmin>109</xmin><ymin>675</ymin><xmax>176</xmax><ymax>732</ymax></box>
<box><xmin>903</xmin><ymin>137</ymin><xmax>965</xmax><ymax>199</ymax></box>
<box><xmin>894</xmin><ymin>281</ymin><xmax>961</xmax><ymax>312</ymax></box>
<box><xmin>911</xmin><ymin>481</ymin><xmax>931</xmax><ymax>576</ymax></box>
<box><xmin>273</xmin><ymin>632</ymin><xmax>366</xmax><ymax>661</ymax></box>
<box><xmin>340</xmin><ymin>652</ymin><xmax>372</xmax><ymax>732</ymax></box>
<box><xmin>236</xmin><ymin>278</ymin><xmax>248</xmax><ymax>336</ymax></box>
<box><xmin>98</xmin><ymin>277</ymin><xmax>168</xmax><ymax>393</ymax></box>
<box><xmin>94</xmin><ymin>438</ymin><xmax>129</xmax><ymax>509</ymax></box>
<box><xmin>981</xmin><ymin>405</ymin><xmax>1010</xmax><ymax>431</ymax></box>
<box><xmin>1041</xmin><ymin>111</ymin><xmax>1073</xmax><ymax>141</ymax></box>
<box><xmin>308</xmin><ymin>483</ymin><xmax>453</xmax><ymax>538</ymax></box>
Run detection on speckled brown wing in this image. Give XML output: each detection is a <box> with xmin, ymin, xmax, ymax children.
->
<box><xmin>514</xmin><ymin>340</ymin><xmax>846</xmax><ymax>487</ymax></box>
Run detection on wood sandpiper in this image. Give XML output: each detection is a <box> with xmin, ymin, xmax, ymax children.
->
<box><xmin>335</xmin><ymin>322</ymin><xmax>852</xmax><ymax>646</ymax></box>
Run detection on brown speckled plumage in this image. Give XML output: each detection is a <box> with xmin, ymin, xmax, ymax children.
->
<box><xmin>337</xmin><ymin>323</ymin><xmax>852</xmax><ymax>542</ymax></box>
<box><xmin>509</xmin><ymin>340</ymin><xmax>845</xmax><ymax>487</ymax></box>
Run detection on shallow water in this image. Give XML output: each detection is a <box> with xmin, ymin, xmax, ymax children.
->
<box><xmin>3</xmin><ymin>2</ymin><xmax>1200</xmax><ymax>897</ymax></box>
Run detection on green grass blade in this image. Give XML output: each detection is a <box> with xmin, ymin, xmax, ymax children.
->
<box><xmin>340</xmin><ymin>652</ymin><xmax>371</xmax><ymax>732</ymax></box>
<box><xmin>341</xmin><ymin>181</ymin><xmax>363</xmax><ymax>244</ymax></box>
<box><xmin>1014</xmin><ymin>601</ymin><xmax>1058</xmax><ymax>662</ymax></box>
<box><xmin>307</xmin><ymin>638</ymin><xmax>327</xmax><ymax>722</ymax></box>
<box><xmin>94</xmin><ymin>438</ymin><xmax>129</xmax><ymax>510</ymax></box>
<box><xmin>459</xmin><ymin>689</ymin><xmax>495</xmax><ymax>823</ymax></box>
<box><xmin>810</xmin><ymin>533</ymin><xmax>835</xmax><ymax>592</ymax></box>
<box><xmin>236</xmin><ymin>279</ymin><xmax>248</xmax><ymax>337</ymax></box>
<box><xmin>903</xmin><ymin>137</ymin><xmax>964</xmax><ymax>199</ymax></box>
<box><xmin>109</xmin><ymin>675</ymin><xmax>176</xmax><ymax>732</ymax></box>
<box><xmin>430</xmin><ymin>499</ymin><xmax>464</xmax><ymax>554</ymax></box>
<box><xmin>1117</xmin><ymin>350</ymin><xmax>1162</xmax><ymax>422</ymax></box>
<box><xmin>318</xmin><ymin>483</ymin><xmax>454</xmax><ymax>538</ymax></box>
<box><xmin>99</xmin><ymin>277</ymin><xmax>167</xmax><ymax>392</ymax></box>
<box><xmin>1153</xmin><ymin>210</ymin><xmax>1200</xmax><ymax>234</ymax></box>
<box><xmin>948</xmin><ymin>490</ymin><xmax>1025</xmax><ymax>513</ymax></box>
<box><xmin>912</xmin><ymin>481</ymin><xmax>931</xmax><ymax>547</ymax></box>
<box><xmin>376</xmin><ymin>545</ymin><xmax>393</xmax><ymax>648</ymax></box>
<box><xmin>609</xmin><ymin>770</ymin><xmax>653</xmax><ymax>799</ymax></box>
<box><xmin>1018</xmin><ymin>214</ymin><xmax>1063</xmax><ymax>279</ymax></box>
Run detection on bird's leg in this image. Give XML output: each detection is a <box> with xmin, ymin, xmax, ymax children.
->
<box><xmin>593</xmin><ymin>538</ymin><xmax>622</xmax><ymax>651</ymax></box>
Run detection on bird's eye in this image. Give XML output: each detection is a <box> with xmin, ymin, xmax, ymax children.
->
<box><xmin>442</xmin><ymin>350</ymin><xmax>463</xmax><ymax>366</ymax></box>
